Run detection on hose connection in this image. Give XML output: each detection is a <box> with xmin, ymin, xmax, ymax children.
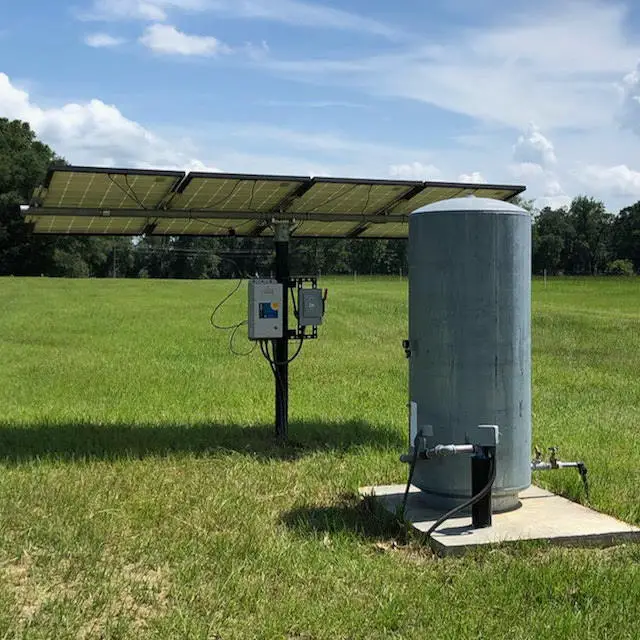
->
<box><xmin>531</xmin><ymin>446</ymin><xmax>590</xmax><ymax>500</ymax></box>
<box><xmin>400</xmin><ymin>425</ymin><xmax>499</xmax><ymax>534</ymax></box>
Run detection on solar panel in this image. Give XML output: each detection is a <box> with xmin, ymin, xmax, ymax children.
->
<box><xmin>168</xmin><ymin>173</ymin><xmax>307</xmax><ymax>212</ymax></box>
<box><xmin>359</xmin><ymin>222</ymin><xmax>409</xmax><ymax>238</ymax></box>
<box><xmin>27</xmin><ymin>215</ymin><xmax>147</xmax><ymax>235</ymax></box>
<box><xmin>35</xmin><ymin>166</ymin><xmax>184</xmax><ymax>210</ymax></box>
<box><xmin>152</xmin><ymin>217</ymin><xmax>257</xmax><ymax>236</ymax></box>
<box><xmin>287</xmin><ymin>178</ymin><xmax>416</xmax><ymax>215</ymax></box>
<box><xmin>389</xmin><ymin>184</ymin><xmax>520</xmax><ymax>214</ymax></box>
<box><xmin>24</xmin><ymin>166</ymin><xmax>526</xmax><ymax>239</ymax></box>
<box><xmin>293</xmin><ymin>220</ymin><xmax>363</xmax><ymax>238</ymax></box>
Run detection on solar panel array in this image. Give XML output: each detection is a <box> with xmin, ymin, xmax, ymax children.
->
<box><xmin>25</xmin><ymin>166</ymin><xmax>526</xmax><ymax>239</ymax></box>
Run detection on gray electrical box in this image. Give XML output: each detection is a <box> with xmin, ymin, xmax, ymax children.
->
<box><xmin>248</xmin><ymin>279</ymin><xmax>284</xmax><ymax>340</ymax></box>
<box><xmin>298</xmin><ymin>288</ymin><xmax>324</xmax><ymax>327</ymax></box>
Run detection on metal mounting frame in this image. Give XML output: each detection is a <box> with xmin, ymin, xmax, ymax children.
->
<box><xmin>289</xmin><ymin>276</ymin><xmax>321</xmax><ymax>341</ymax></box>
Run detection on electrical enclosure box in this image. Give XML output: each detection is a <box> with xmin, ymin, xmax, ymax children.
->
<box><xmin>248</xmin><ymin>279</ymin><xmax>284</xmax><ymax>340</ymax></box>
<box><xmin>298</xmin><ymin>288</ymin><xmax>324</xmax><ymax>327</ymax></box>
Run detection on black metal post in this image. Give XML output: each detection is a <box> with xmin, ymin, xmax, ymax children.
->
<box><xmin>471</xmin><ymin>448</ymin><xmax>493</xmax><ymax>528</ymax></box>
<box><xmin>273</xmin><ymin>223</ymin><xmax>290</xmax><ymax>441</ymax></box>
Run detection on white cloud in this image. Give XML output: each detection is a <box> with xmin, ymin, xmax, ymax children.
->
<box><xmin>227</xmin><ymin>124</ymin><xmax>440</xmax><ymax>164</ymax></box>
<box><xmin>509</xmin><ymin>162</ymin><xmax>545</xmax><ymax>180</ymax></box>
<box><xmin>0</xmin><ymin>72</ymin><xmax>205</xmax><ymax>168</ymax></box>
<box><xmin>539</xmin><ymin>195</ymin><xmax>571</xmax><ymax>210</ymax></box>
<box><xmin>458</xmin><ymin>171</ymin><xmax>486</xmax><ymax>184</ymax></box>
<box><xmin>80</xmin><ymin>0</ymin><xmax>400</xmax><ymax>38</ymax></box>
<box><xmin>263</xmin><ymin>1</ymin><xmax>640</xmax><ymax>130</ymax></box>
<box><xmin>82</xmin><ymin>0</ymin><xmax>169</xmax><ymax>21</ymax></box>
<box><xmin>619</xmin><ymin>62</ymin><xmax>640</xmax><ymax>135</ymax></box>
<box><xmin>207</xmin><ymin>0</ymin><xmax>401</xmax><ymax>38</ymax></box>
<box><xmin>140</xmin><ymin>24</ymin><xmax>230</xmax><ymax>56</ymax></box>
<box><xmin>539</xmin><ymin>177</ymin><xmax>571</xmax><ymax>209</ymax></box>
<box><xmin>136</xmin><ymin>158</ymin><xmax>221</xmax><ymax>172</ymax></box>
<box><xmin>579</xmin><ymin>164</ymin><xmax>640</xmax><ymax>198</ymax></box>
<box><xmin>84</xmin><ymin>32</ymin><xmax>125</xmax><ymax>47</ymax></box>
<box><xmin>513</xmin><ymin>123</ymin><xmax>557</xmax><ymax>167</ymax></box>
<box><xmin>80</xmin><ymin>0</ymin><xmax>207</xmax><ymax>22</ymax></box>
<box><xmin>260</xmin><ymin>99</ymin><xmax>369</xmax><ymax>109</ymax></box>
<box><xmin>388</xmin><ymin>162</ymin><xmax>441</xmax><ymax>180</ymax></box>
<box><xmin>0</xmin><ymin>73</ymin><xmax>439</xmax><ymax>181</ymax></box>
<box><xmin>507</xmin><ymin>124</ymin><xmax>572</xmax><ymax>208</ymax></box>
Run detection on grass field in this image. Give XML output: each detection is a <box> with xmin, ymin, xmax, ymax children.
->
<box><xmin>1</xmin><ymin>276</ymin><xmax>639</xmax><ymax>639</ymax></box>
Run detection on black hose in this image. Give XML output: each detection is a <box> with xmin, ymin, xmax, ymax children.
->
<box><xmin>424</xmin><ymin>453</ymin><xmax>496</xmax><ymax>540</ymax></box>
<box><xmin>577</xmin><ymin>463</ymin><xmax>590</xmax><ymax>501</ymax></box>
<box><xmin>401</xmin><ymin>432</ymin><xmax>422</xmax><ymax>518</ymax></box>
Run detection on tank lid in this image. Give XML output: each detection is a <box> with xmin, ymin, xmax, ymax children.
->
<box><xmin>411</xmin><ymin>195</ymin><xmax>528</xmax><ymax>216</ymax></box>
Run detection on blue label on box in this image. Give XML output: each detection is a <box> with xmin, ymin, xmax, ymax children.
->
<box><xmin>259</xmin><ymin>302</ymin><xmax>279</xmax><ymax>319</ymax></box>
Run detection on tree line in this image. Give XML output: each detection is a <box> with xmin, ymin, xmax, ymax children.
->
<box><xmin>2</xmin><ymin>117</ymin><xmax>639</xmax><ymax>279</ymax></box>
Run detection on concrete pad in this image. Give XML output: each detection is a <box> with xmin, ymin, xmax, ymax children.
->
<box><xmin>359</xmin><ymin>484</ymin><xmax>640</xmax><ymax>556</ymax></box>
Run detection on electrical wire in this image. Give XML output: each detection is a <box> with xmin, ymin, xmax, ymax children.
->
<box><xmin>424</xmin><ymin>454</ymin><xmax>497</xmax><ymax>540</ymax></box>
<box><xmin>125</xmin><ymin>174</ymin><xmax>148</xmax><ymax>209</ymax></box>
<box><xmin>202</xmin><ymin>180</ymin><xmax>244</xmax><ymax>211</ymax></box>
<box><xmin>401</xmin><ymin>432</ymin><xmax>422</xmax><ymax>518</ymax></box>
<box><xmin>247</xmin><ymin>180</ymin><xmax>258</xmax><ymax>211</ymax></box>
<box><xmin>307</xmin><ymin>183</ymin><xmax>359</xmax><ymax>213</ymax></box>
<box><xmin>210</xmin><ymin>278</ymin><xmax>245</xmax><ymax>330</ymax></box>
<box><xmin>258</xmin><ymin>337</ymin><xmax>305</xmax><ymax>432</ymax></box>
<box><xmin>192</xmin><ymin>218</ymin><xmax>238</xmax><ymax>233</ymax></box>
<box><xmin>106</xmin><ymin>173</ymin><xmax>147</xmax><ymax>210</ymax></box>
<box><xmin>290</xmin><ymin>286</ymin><xmax>299</xmax><ymax>320</ymax></box>
<box><xmin>259</xmin><ymin>339</ymin><xmax>286</xmax><ymax>428</ymax></box>
<box><xmin>286</xmin><ymin>339</ymin><xmax>304</xmax><ymax>364</ymax></box>
<box><xmin>229</xmin><ymin>320</ymin><xmax>257</xmax><ymax>356</ymax></box>
<box><xmin>264</xmin><ymin>335</ymin><xmax>304</xmax><ymax>366</ymax></box>
<box><xmin>362</xmin><ymin>183</ymin><xmax>374</xmax><ymax>213</ymax></box>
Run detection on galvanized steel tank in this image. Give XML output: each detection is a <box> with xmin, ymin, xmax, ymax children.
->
<box><xmin>408</xmin><ymin>196</ymin><xmax>531</xmax><ymax>512</ymax></box>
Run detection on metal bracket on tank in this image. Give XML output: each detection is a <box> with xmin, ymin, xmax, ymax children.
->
<box><xmin>466</xmin><ymin>425</ymin><xmax>500</xmax><ymax>448</ymax></box>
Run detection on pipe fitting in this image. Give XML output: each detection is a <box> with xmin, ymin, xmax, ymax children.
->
<box><xmin>530</xmin><ymin>446</ymin><xmax>590</xmax><ymax>500</ymax></box>
<box><xmin>400</xmin><ymin>442</ymin><xmax>477</xmax><ymax>463</ymax></box>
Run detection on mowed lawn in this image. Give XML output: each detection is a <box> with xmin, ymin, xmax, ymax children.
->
<box><xmin>0</xmin><ymin>276</ymin><xmax>639</xmax><ymax>639</ymax></box>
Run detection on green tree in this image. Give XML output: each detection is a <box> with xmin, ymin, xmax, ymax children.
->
<box><xmin>611</xmin><ymin>202</ymin><xmax>640</xmax><ymax>273</ymax></box>
<box><xmin>348</xmin><ymin>239</ymin><xmax>390</xmax><ymax>275</ymax></box>
<box><xmin>0</xmin><ymin>118</ymin><xmax>58</xmax><ymax>275</ymax></box>
<box><xmin>532</xmin><ymin>206</ymin><xmax>574</xmax><ymax>274</ymax></box>
<box><xmin>566</xmin><ymin>196</ymin><xmax>612</xmax><ymax>275</ymax></box>
<box><xmin>0</xmin><ymin>118</ymin><xmax>125</xmax><ymax>278</ymax></box>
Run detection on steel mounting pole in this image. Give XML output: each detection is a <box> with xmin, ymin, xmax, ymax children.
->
<box><xmin>273</xmin><ymin>221</ymin><xmax>290</xmax><ymax>441</ymax></box>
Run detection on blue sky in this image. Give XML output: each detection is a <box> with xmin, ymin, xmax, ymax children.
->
<box><xmin>2</xmin><ymin>0</ymin><xmax>640</xmax><ymax>210</ymax></box>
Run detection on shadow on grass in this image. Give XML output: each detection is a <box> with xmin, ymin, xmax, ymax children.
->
<box><xmin>281</xmin><ymin>494</ymin><xmax>408</xmax><ymax>544</ymax></box>
<box><xmin>0</xmin><ymin>419</ymin><xmax>403</xmax><ymax>464</ymax></box>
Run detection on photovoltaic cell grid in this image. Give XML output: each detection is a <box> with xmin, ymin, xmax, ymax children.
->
<box><xmin>390</xmin><ymin>185</ymin><xmax>521</xmax><ymax>214</ymax></box>
<box><xmin>168</xmin><ymin>174</ymin><xmax>306</xmax><ymax>212</ymax></box>
<box><xmin>30</xmin><ymin>216</ymin><xmax>147</xmax><ymax>235</ymax></box>
<box><xmin>359</xmin><ymin>223</ymin><xmax>408</xmax><ymax>238</ymax></box>
<box><xmin>26</xmin><ymin>166</ymin><xmax>526</xmax><ymax>238</ymax></box>
<box><xmin>292</xmin><ymin>220</ymin><xmax>363</xmax><ymax>237</ymax></box>
<box><xmin>287</xmin><ymin>180</ymin><xmax>414</xmax><ymax>215</ymax></box>
<box><xmin>41</xmin><ymin>168</ymin><xmax>182</xmax><ymax>210</ymax></box>
<box><xmin>152</xmin><ymin>217</ymin><xmax>257</xmax><ymax>236</ymax></box>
